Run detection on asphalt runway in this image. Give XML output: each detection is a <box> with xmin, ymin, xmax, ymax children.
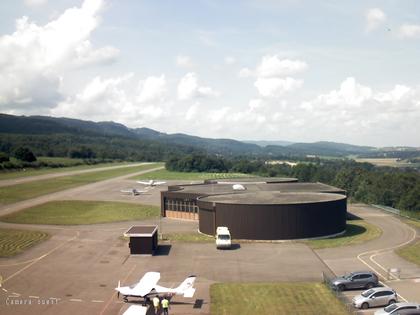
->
<box><xmin>0</xmin><ymin>168</ymin><xmax>419</xmax><ymax>315</ymax></box>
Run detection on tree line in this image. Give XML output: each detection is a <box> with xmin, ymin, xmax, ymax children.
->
<box><xmin>166</xmin><ymin>154</ymin><xmax>420</xmax><ymax>214</ymax></box>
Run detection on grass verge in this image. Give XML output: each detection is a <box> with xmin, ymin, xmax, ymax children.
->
<box><xmin>0</xmin><ymin>228</ymin><xmax>50</xmax><ymax>257</ymax></box>
<box><xmin>131</xmin><ymin>168</ymin><xmax>251</xmax><ymax>181</ymax></box>
<box><xmin>0</xmin><ymin>200</ymin><xmax>160</xmax><ymax>225</ymax></box>
<box><xmin>162</xmin><ymin>232</ymin><xmax>214</xmax><ymax>242</ymax></box>
<box><xmin>211</xmin><ymin>282</ymin><xmax>349</xmax><ymax>315</ymax></box>
<box><xmin>396</xmin><ymin>240</ymin><xmax>420</xmax><ymax>267</ymax></box>
<box><xmin>305</xmin><ymin>220</ymin><xmax>382</xmax><ymax>249</ymax></box>
<box><xmin>0</xmin><ymin>163</ymin><xmax>162</xmax><ymax>205</ymax></box>
<box><xmin>0</xmin><ymin>160</ymin><xmax>133</xmax><ymax>180</ymax></box>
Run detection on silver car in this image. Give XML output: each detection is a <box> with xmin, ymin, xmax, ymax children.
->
<box><xmin>374</xmin><ymin>302</ymin><xmax>420</xmax><ymax>315</ymax></box>
<box><xmin>353</xmin><ymin>287</ymin><xmax>397</xmax><ymax>309</ymax></box>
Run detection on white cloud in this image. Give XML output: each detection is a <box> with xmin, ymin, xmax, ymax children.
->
<box><xmin>176</xmin><ymin>55</ymin><xmax>194</xmax><ymax>68</ymax></box>
<box><xmin>314</xmin><ymin>77</ymin><xmax>372</xmax><ymax>107</ymax></box>
<box><xmin>365</xmin><ymin>8</ymin><xmax>386</xmax><ymax>32</ymax></box>
<box><xmin>238</xmin><ymin>67</ymin><xmax>253</xmax><ymax>78</ymax></box>
<box><xmin>256</xmin><ymin>55</ymin><xmax>307</xmax><ymax>78</ymax></box>
<box><xmin>137</xmin><ymin>75</ymin><xmax>166</xmax><ymax>103</ymax></box>
<box><xmin>24</xmin><ymin>0</ymin><xmax>48</xmax><ymax>7</ymax></box>
<box><xmin>177</xmin><ymin>72</ymin><xmax>218</xmax><ymax>101</ymax></box>
<box><xmin>224</xmin><ymin>56</ymin><xmax>236</xmax><ymax>65</ymax></box>
<box><xmin>0</xmin><ymin>0</ymin><xmax>119</xmax><ymax>111</ymax></box>
<box><xmin>52</xmin><ymin>75</ymin><xmax>132</xmax><ymax>120</ymax></box>
<box><xmin>254</xmin><ymin>77</ymin><xmax>303</xmax><ymax>98</ymax></box>
<box><xmin>398</xmin><ymin>24</ymin><xmax>420</xmax><ymax>39</ymax></box>
<box><xmin>240</xmin><ymin>55</ymin><xmax>307</xmax><ymax>97</ymax></box>
<box><xmin>295</xmin><ymin>77</ymin><xmax>420</xmax><ymax>145</ymax></box>
<box><xmin>185</xmin><ymin>104</ymin><xmax>198</xmax><ymax>121</ymax></box>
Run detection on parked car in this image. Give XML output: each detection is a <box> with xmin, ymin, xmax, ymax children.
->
<box><xmin>352</xmin><ymin>287</ymin><xmax>397</xmax><ymax>309</ymax></box>
<box><xmin>331</xmin><ymin>271</ymin><xmax>378</xmax><ymax>291</ymax></box>
<box><xmin>374</xmin><ymin>302</ymin><xmax>420</xmax><ymax>315</ymax></box>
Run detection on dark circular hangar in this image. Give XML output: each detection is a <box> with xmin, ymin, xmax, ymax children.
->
<box><xmin>197</xmin><ymin>192</ymin><xmax>347</xmax><ymax>240</ymax></box>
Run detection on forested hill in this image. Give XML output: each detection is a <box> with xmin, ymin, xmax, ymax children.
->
<box><xmin>0</xmin><ymin>113</ymin><xmax>418</xmax><ymax>159</ymax></box>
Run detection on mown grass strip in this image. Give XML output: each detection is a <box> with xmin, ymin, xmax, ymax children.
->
<box><xmin>0</xmin><ymin>160</ymin><xmax>135</xmax><ymax>180</ymax></box>
<box><xmin>396</xmin><ymin>240</ymin><xmax>420</xmax><ymax>267</ymax></box>
<box><xmin>0</xmin><ymin>163</ymin><xmax>162</xmax><ymax>205</ymax></box>
<box><xmin>162</xmin><ymin>232</ymin><xmax>214</xmax><ymax>242</ymax></box>
<box><xmin>0</xmin><ymin>228</ymin><xmax>50</xmax><ymax>257</ymax></box>
<box><xmin>132</xmin><ymin>169</ymin><xmax>251</xmax><ymax>181</ymax></box>
<box><xmin>305</xmin><ymin>220</ymin><xmax>382</xmax><ymax>249</ymax></box>
<box><xmin>0</xmin><ymin>200</ymin><xmax>160</xmax><ymax>225</ymax></box>
<box><xmin>211</xmin><ymin>282</ymin><xmax>349</xmax><ymax>315</ymax></box>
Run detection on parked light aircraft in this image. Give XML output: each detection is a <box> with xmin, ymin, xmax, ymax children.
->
<box><xmin>116</xmin><ymin>272</ymin><xmax>196</xmax><ymax>303</ymax></box>
<box><xmin>120</xmin><ymin>188</ymin><xmax>147</xmax><ymax>196</ymax></box>
<box><xmin>136</xmin><ymin>180</ymin><xmax>166</xmax><ymax>187</ymax></box>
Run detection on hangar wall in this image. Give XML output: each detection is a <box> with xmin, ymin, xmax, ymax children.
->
<box><xmin>197</xmin><ymin>195</ymin><xmax>347</xmax><ymax>240</ymax></box>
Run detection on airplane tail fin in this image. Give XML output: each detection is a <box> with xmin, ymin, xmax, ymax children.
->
<box><xmin>175</xmin><ymin>275</ymin><xmax>196</xmax><ymax>297</ymax></box>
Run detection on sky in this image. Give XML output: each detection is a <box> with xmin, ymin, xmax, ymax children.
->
<box><xmin>0</xmin><ymin>0</ymin><xmax>420</xmax><ymax>147</ymax></box>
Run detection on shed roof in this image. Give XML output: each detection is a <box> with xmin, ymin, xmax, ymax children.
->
<box><xmin>124</xmin><ymin>225</ymin><xmax>158</xmax><ymax>237</ymax></box>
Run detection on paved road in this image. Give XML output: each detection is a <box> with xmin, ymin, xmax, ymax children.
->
<box><xmin>317</xmin><ymin>204</ymin><xmax>420</xmax><ymax>314</ymax></box>
<box><xmin>0</xmin><ymin>163</ymin><xmax>155</xmax><ymax>188</ymax></box>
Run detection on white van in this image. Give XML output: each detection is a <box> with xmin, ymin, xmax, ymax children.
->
<box><xmin>216</xmin><ymin>226</ymin><xmax>231</xmax><ymax>249</ymax></box>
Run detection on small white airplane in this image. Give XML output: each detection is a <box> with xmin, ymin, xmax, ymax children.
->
<box><xmin>120</xmin><ymin>188</ymin><xmax>147</xmax><ymax>196</ymax></box>
<box><xmin>136</xmin><ymin>180</ymin><xmax>166</xmax><ymax>187</ymax></box>
<box><xmin>115</xmin><ymin>272</ymin><xmax>196</xmax><ymax>303</ymax></box>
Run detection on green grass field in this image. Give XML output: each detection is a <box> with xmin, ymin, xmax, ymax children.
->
<box><xmin>0</xmin><ymin>163</ymin><xmax>162</xmax><ymax>205</ymax></box>
<box><xmin>0</xmin><ymin>160</ymin><xmax>149</xmax><ymax>180</ymax></box>
<box><xmin>0</xmin><ymin>228</ymin><xmax>50</xmax><ymax>257</ymax></box>
<box><xmin>162</xmin><ymin>232</ymin><xmax>214</xmax><ymax>242</ymax></box>
<box><xmin>305</xmin><ymin>220</ymin><xmax>382</xmax><ymax>249</ymax></box>
<box><xmin>211</xmin><ymin>282</ymin><xmax>349</xmax><ymax>315</ymax></box>
<box><xmin>396</xmin><ymin>240</ymin><xmax>420</xmax><ymax>267</ymax></box>
<box><xmin>132</xmin><ymin>169</ymin><xmax>251</xmax><ymax>181</ymax></box>
<box><xmin>0</xmin><ymin>200</ymin><xmax>160</xmax><ymax>225</ymax></box>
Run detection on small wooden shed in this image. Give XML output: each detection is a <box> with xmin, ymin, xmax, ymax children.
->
<box><xmin>124</xmin><ymin>225</ymin><xmax>158</xmax><ymax>255</ymax></box>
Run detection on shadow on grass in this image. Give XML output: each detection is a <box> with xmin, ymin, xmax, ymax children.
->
<box><xmin>346</xmin><ymin>212</ymin><xmax>363</xmax><ymax>220</ymax></box>
<box><xmin>344</xmin><ymin>223</ymin><xmax>367</xmax><ymax>237</ymax></box>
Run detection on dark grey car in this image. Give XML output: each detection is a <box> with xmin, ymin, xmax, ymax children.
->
<box><xmin>331</xmin><ymin>271</ymin><xmax>379</xmax><ymax>291</ymax></box>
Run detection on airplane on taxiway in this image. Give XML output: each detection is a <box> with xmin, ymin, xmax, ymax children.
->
<box><xmin>120</xmin><ymin>188</ymin><xmax>147</xmax><ymax>196</ymax></box>
<box><xmin>115</xmin><ymin>272</ymin><xmax>196</xmax><ymax>303</ymax></box>
<box><xmin>136</xmin><ymin>180</ymin><xmax>166</xmax><ymax>187</ymax></box>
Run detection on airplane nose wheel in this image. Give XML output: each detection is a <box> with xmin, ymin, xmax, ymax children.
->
<box><xmin>123</xmin><ymin>297</ymin><xmax>128</xmax><ymax>303</ymax></box>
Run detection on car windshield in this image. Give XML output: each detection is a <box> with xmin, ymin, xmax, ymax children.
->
<box><xmin>218</xmin><ymin>235</ymin><xmax>230</xmax><ymax>240</ymax></box>
<box><xmin>343</xmin><ymin>273</ymin><xmax>353</xmax><ymax>279</ymax></box>
<box><xmin>362</xmin><ymin>289</ymin><xmax>375</xmax><ymax>297</ymax></box>
<box><xmin>384</xmin><ymin>304</ymin><xmax>398</xmax><ymax>312</ymax></box>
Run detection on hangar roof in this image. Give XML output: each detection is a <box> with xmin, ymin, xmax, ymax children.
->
<box><xmin>168</xmin><ymin>182</ymin><xmax>345</xmax><ymax>196</ymax></box>
<box><xmin>198</xmin><ymin>191</ymin><xmax>346</xmax><ymax>205</ymax></box>
<box><xmin>204</xmin><ymin>177</ymin><xmax>297</xmax><ymax>184</ymax></box>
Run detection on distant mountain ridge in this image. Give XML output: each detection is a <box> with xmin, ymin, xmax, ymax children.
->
<box><xmin>0</xmin><ymin>113</ymin><xmax>418</xmax><ymax>158</ymax></box>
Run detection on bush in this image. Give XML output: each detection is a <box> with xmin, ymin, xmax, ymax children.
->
<box><xmin>0</xmin><ymin>152</ymin><xmax>10</xmax><ymax>163</ymax></box>
<box><xmin>14</xmin><ymin>147</ymin><xmax>37</xmax><ymax>162</ymax></box>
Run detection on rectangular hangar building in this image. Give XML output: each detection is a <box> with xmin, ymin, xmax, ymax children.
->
<box><xmin>124</xmin><ymin>225</ymin><xmax>158</xmax><ymax>255</ymax></box>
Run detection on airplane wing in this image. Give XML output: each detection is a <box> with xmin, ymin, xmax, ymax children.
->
<box><xmin>122</xmin><ymin>305</ymin><xmax>147</xmax><ymax>315</ymax></box>
<box><xmin>136</xmin><ymin>181</ymin><xmax>149</xmax><ymax>185</ymax></box>
<box><xmin>154</xmin><ymin>181</ymin><xmax>166</xmax><ymax>185</ymax></box>
<box><xmin>132</xmin><ymin>272</ymin><xmax>160</xmax><ymax>297</ymax></box>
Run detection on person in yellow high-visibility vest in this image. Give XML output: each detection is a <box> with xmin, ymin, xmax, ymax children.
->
<box><xmin>161</xmin><ymin>296</ymin><xmax>170</xmax><ymax>315</ymax></box>
<box><xmin>152</xmin><ymin>296</ymin><xmax>160</xmax><ymax>314</ymax></box>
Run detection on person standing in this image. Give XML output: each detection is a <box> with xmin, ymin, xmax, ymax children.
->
<box><xmin>153</xmin><ymin>296</ymin><xmax>160</xmax><ymax>314</ymax></box>
<box><xmin>161</xmin><ymin>296</ymin><xmax>169</xmax><ymax>315</ymax></box>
